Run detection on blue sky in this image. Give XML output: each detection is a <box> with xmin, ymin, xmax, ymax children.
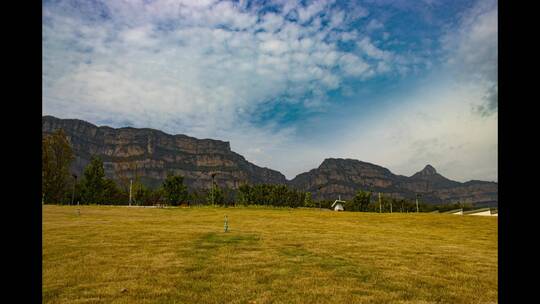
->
<box><xmin>43</xmin><ymin>0</ymin><xmax>497</xmax><ymax>182</ymax></box>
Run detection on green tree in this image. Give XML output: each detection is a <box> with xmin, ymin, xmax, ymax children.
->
<box><xmin>235</xmin><ymin>184</ymin><xmax>306</xmax><ymax>208</ymax></box>
<box><xmin>348</xmin><ymin>190</ymin><xmax>372</xmax><ymax>212</ymax></box>
<box><xmin>133</xmin><ymin>183</ymin><xmax>153</xmax><ymax>206</ymax></box>
<box><xmin>189</xmin><ymin>189</ymin><xmax>207</xmax><ymax>206</ymax></box>
<box><xmin>150</xmin><ymin>187</ymin><xmax>165</xmax><ymax>205</ymax></box>
<box><xmin>103</xmin><ymin>178</ymin><xmax>128</xmax><ymax>205</ymax></box>
<box><xmin>42</xmin><ymin>129</ymin><xmax>74</xmax><ymax>204</ymax></box>
<box><xmin>269</xmin><ymin>185</ymin><xmax>288</xmax><ymax>207</ymax></box>
<box><xmin>304</xmin><ymin>192</ymin><xmax>315</xmax><ymax>207</ymax></box>
<box><xmin>80</xmin><ymin>156</ymin><xmax>107</xmax><ymax>204</ymax></box>
<box><xmin>207</xmin><ymin>182</ymin><xmax>224</xmax><ymax>205</ymax></box>
<box><xmin>379</xmin><ymin>195</ymin><xmax>394</xmax><ymax>213</ymax></box>
<box><xmin>237</xmin><ymin>184</ymin><xmax>252</xmax><ymax>205</ymax></box>
<box><xmin>162</xmin><ymin>174</ymin><xmax>189</xmax><ymax>206</ymax></box>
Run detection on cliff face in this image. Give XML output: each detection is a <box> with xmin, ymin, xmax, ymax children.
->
<box><xmin>42</xmin><ymin>116</ymin><xmax>287</xmax><ymax>189</ymax></box>
<box><xmin>290</xmin><ymin>158</ymin><xmax>400</xmax><ymax>199</ymax></box>
<box><xmin>290</xmin><ymin>159</ymin><xmax>498</xmax><ymax>206</ymax></box>
<box><xmin>42</xmin><ymin>116</ymin><xmax>497</xmax><ymax>205</ymax></box>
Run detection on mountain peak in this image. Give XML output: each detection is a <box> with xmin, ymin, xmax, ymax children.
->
<box><xmin>418</xmin><ymin>164</ymin><xmax>437</xmax><ymax>176</ymax></box>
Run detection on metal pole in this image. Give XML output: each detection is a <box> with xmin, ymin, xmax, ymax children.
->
<box><xmin>71</xmin><ymin>174</ymin><xmax>77</xmax><ymax>206</ymax></box>
<box><xmin>318</xmin><ymin>186</ymin><xmax>323</xmax><ymax>210</ymax></box>
<box><xmin>129</xmin><ymin>179</ymin><xmax>132</xmax><ymax>206</ymax></box>
<box><xmin>416</xmin><ymin>194</ymin><xmax>419</xmax><ymax>213</ymax></box>
<box><xmin>379</xmin><ymin>192</ymin><xmax>381</xmax><ymax>213</ymax></box>
<box><xmin>71</xmin><ymin>183</ymin><xmax>75</xmax><ymax>206</ymax></box>
<box><xmin>211</xmin><ymin>174</ymin><xmax>215</xmax><ymax>205</ymax></box>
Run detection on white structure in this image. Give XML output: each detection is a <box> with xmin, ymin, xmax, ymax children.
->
<box><xmin>463</xmin><ymin>208</ymin><xmax>498</xmax><ymax>216</ymax></box>
<box><xmin>443</xmin><ymin>208</ymin><xmax>463</xmax><ymax>215</ymax></box>
<box><xmin>331</xmin><ymin>196</ymin><xmax>345</xmax><ymax>211</ymax></box>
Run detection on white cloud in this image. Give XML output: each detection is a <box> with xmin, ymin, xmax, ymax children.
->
<box><xmin>258</xmin><ymin>13</ymin><xmax>285</xmax><ymax>33</ymax></box>
<box><xmin>44</xmin><ymin>0</ymin><xmax>401</xmax><ymax>138</ymax></box>
<box><xmin>441</xmin><ymin>0</ymin><xmax>497</xmax><ymax>116</ymax></box>
<box><xmin>366</xmin><ymin>19</ymin><xmax>384</xmax><ymax>32</ymax></box>
<box><xmin>297</xmin><ymin>0</ymin><xmax>333</xmax><ymax>24</ymax></box>
<box><xmin>357</xmin><ymin>37</ymin><xmax>393</xmax><ymax>61</ymax></box>
<box><xmin>291</xmin><ymin>77</ymin><xmax>498</xmax><ymax>182</ymax></box>
<box><xmin>259</xmin><ymin>39</ymin><xmax>289</xmax><ymax>55</ymax></box>
<box><xmin>319</xmin><ymin>0</ymin><xmax>498</xmax><ymax>182</ymax></box>
<box><xmin>339</xmin><ymin>53</ymin><xmax>370</xmax><ymax>76</ymax></box>
<box><xmin>269</xmin><ymin>0</ymin><xmax>498</xmax><ymax>182</ymax></box>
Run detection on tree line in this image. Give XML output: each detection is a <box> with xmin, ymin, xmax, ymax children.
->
<box><xmin>42</xmin><ymin>129</ymin><xmax>473</xmax><ymax>211</ymax></box>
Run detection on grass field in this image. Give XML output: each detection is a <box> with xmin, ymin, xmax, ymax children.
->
<box><xmin>43</xmin><ymin>205</ymin><xmax>497</xmax><ymax>303</ymax></box>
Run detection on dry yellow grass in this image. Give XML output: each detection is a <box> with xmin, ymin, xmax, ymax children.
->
<box><xmin>43</xmin><ymin>205</ymin><xmax>497</xmax><ymax>303</ymax></box>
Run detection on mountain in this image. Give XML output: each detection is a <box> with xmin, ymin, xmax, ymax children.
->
<box><xmin>289</xmin><ymin>159</ymin><xmax>497</xmax><ymax>206</ymax></box>
<box><xmin>42</xmin><ymin>116</ymin><xmax>497</xmax><ymax>206</ymax></box>
<box><xmin>42</xmin><ymin>116</ymin><xmax>286</xmax><ymax>189</ymax></box>
<box><xmin>289</xmin><ymin>158</ymin><xmax>402</xmax><ymax>198</ymax></box>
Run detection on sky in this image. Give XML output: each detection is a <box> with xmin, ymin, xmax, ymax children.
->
<box><xmin>42</xmin><ymin>0</ymin><xmax>498</xmax><ymax>182</ymax></box>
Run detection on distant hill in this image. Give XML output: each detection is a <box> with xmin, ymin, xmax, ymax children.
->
<box><xmin>289</xmin><ymin>159</ymin><xmax>497</xmax><ymax>206</ymax></box>
<box><xmin>42</xmin><ymin>116</ymin><xmax>497</xmax><ymax>206</ymax></box>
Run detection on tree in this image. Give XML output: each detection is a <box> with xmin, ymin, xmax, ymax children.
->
<box><xmin>379</xmin><ymin>194</ymin><xmax>394</xmax><ymax>213</ymax></box>
<box><xmin>189</xmin><ymin>189</ymin><xmax>207</xmax><ymax>206</ymax></box>
<box><xmin>114</xmin><ymin>162</ymin><xmax>138</xmax><ymax>194</ymax></box>
<box><xmin>304</xmin><ymin>192</ymin><xmax>315</xmax><ymax>207</ymax></box>
<box><xmin>348</xmin><ymin>190</ymin><xmax>372</xmax><ymax>212</ymax></box>
<box><xmin>148</xmin><ymin>187</ymin><xmax>165</xmax><ymax>205</ymax></box>
<box><xmin>102</xmin><ymin>178</ymin><xmax>130</xmax><ymax>205</ymax></box>
<box><xmin>236</xmin><ymin>184</ymin><xmax>306</xmax><ymax>208</ymax></box>
<box><xmin>207</xmin><ymin>182</ymin><xmax>224</xmax><ymax>205</ymax></box>
<box><xmin>132</xmin><ymin>183</ymin><xmax>155</xmax><ymax>206</ymax></box>
<box><xmin>237</xmin><ymin>184</ymin><xmax>252</xmax><ymax>205</ymax></box>
<box><xmin>269</xmin><ymin>185</ymin><xmax>289</xmax><ymax>207</ymax></box>
<box><xmin>80</xmin><ymin>156</ymin><xmax>107</xmax><ymax>204</ymax></box>
<box><xmin>222</xmin><ymin>187</ymin><xmax>235</xmax><ymax>207</ymax></box>
<box><xmin>399</xmin><ymin>199</ymin><xmax>405</xmax><ymax>212</ymax></box>
<box><xmin>162</xmin><ymin>174</ymin><xmax>189</xmax><ymax>206</ymax></box>
<box><xmin>42</xmin><ymin>129</ymin><xmax>74</xmax><ymax>204</ymax></box>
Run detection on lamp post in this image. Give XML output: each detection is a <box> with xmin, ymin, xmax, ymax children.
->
<box><xmin>71</xmin><ymin>174</ymin><xmax>77</xmax><ymax>205</ymax></box>
<box><xmin>317</xmin><ymin>185</ymin><xmax>323</xmax><ymax>210</ymax></box>
<box><xmin>129</xmin><ymin>179</ymin><xmax>132</xmax><ymax>206</ymax></box>
<box><xmin>211</xmin><ymin>173</ymin><xmax>216</xmax><ymax>205</ymax></box>
<box><xmin>379</xmin><ymin>192</ymin><xmax>382</xmax><ymax>213</ymax></box>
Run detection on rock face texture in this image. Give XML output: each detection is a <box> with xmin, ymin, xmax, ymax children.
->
<box><xmin>43</xmin><ymin>116</ymin><xmax>497</xmax><ymax>205</ymax></box>
<box><xmin>42</xmin><ymin>116</ymin><xmax>286</xmax><ymax>189</ymax></box>
<box><xmin>289</xmin><ymin>159</ymin><xmax>498</xmax><ymax>206</ymax></box>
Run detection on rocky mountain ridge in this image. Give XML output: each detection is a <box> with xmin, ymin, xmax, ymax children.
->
<box><xmin>42</xmin><ymin>115</ymin><xmax>287</xmax><ymax>189</ymax></box>
<box><xmin>42</xmin><ymin>116</ymin><xmax>497</xmax><ymax>205</ymax></box>
<box><xmin>289</xmin><ymin>158</ymin><xmax>497</xmax><ymax>205</ymax></box>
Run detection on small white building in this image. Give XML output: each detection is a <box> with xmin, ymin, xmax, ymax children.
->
<box><xmin>331</xmin><ymin>196</ymin><xmax>345</xmax><ymax>211</ymax></box>
<box><xmin>463</xmin><ymin>208</ymin><xmax>498</xmax><ymax>216</ymax></box>
<box><xmin>443</xmin><ymin>208</ymin><xmax>463</xmax><ymax>215</ymax></box>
